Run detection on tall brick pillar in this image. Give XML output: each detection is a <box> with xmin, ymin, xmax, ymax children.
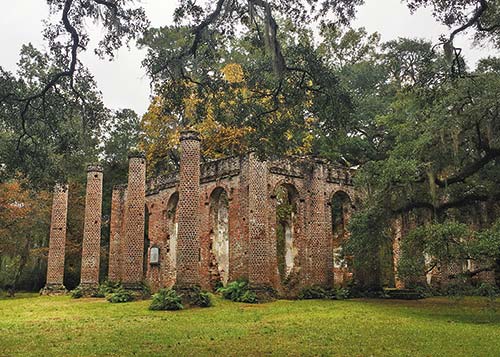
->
<box><xmin>306</xmin><ymin>160</ymin><xmax>329</xmax><ymax>286</ymax></box>
<box><xmin>79</xmin><ymin>164</ymin><xmax>103</xmax><ymax>292</ymax></box>
<box><xmin>108</xmin><ymin>185</ymin><xmax>127</xmax><ymax>282</ymax></box>
<box><xmin>175</xmin><ymin>130</ymin><xmax>201</xmax><ymax>290</ymax></box>
<box><xmin>122</xmin><ymin>152</ymin><xmax>146</xmax><ymax>288</ymax></box>
<box><xmin>245</xmin><ymin>154</ymin><xmax>272</xmax><ymax>292</ymax></box>
<box><xmin>41</xmin><ymin>183</ymin><xmax>69</xmax><ymax>295</ymax></box>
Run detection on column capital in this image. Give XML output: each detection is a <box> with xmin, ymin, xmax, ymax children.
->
<box><xmin>180</xmin><ymin>130</ymin><xmax>201</xmax><ymax>142</ymax></box>
<box><xmin>128</xmin><ymin>150</ymin><xmax>146</xmax><ymax>159</ymax></box>
<box><xmin>86</xmin><ymin>164</ymin><xmax>103</xmax><ymax>173</ymax></box>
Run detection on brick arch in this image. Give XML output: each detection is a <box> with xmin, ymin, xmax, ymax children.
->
<box><xmin>206</xmin><ymin>187</ymin><xmax>230</xmax><ymax>290</ymax></box>
<box><xmin>165</xmin><ymin>191</ymin><xmax>179</xmax><ymax>284</ymax></box>
<box><xmin>143</xmin><ymin>204</ymin><xmax>151</xmax><ymax>279</ymax></box>
<box><xmin>206</xmin><ymin>182</ymin><xmax>233</xmax><ymax>203</ymax></box>
<box><xmin>270</xmin><ymin>179</ymin><xmax>304</xmax><ymax>201</ymax></box>
<box><xmin>271</xmin><ymin>182</ymin><xmax>303</xmax><ymax>292</ymax></box>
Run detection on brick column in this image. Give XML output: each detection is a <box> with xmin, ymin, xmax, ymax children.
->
<box><xmin>41</xmin><ymin>183</ymin><xmax>69</xmax><ymax>295</ymax></box>
<box><xmin>79</xmin><ymin>165</ymin><xmax>103</xmax><ymax>292</ymax></box>
<box><xmin>108</xmin><ymin>185</ymin><xmax>126</xmax><ymax>282</ymax></box>
<box><xmin>175</xmin><ymin>130</ymin><xmax>201</xmax><ymax>290</ymax></box>
<box><xmin>122</xmin><ymin>152</ymin><xmax>146</xmax><ymax>288</ymax></box>
<box><xmin>306</xmin><ymin>160</ymin><xmax>328</xmax><ymax>286</ymax></box>
<box><xmin>246</xmin><ymin>154</ymin><xmax>271</xmax><ymax>290</ymax></box>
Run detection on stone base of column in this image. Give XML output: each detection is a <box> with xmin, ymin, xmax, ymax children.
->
<box><xmin>40</xmin><ymin>283</ymin><xmax>67</xmax><ymax>296</ymax></box>
<box><xmin>76</xmin><ymin>283</ymin><xmax>100</xmax><ymax>297</ymax></box>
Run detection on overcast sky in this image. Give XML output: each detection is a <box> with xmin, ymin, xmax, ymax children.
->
<box><xmin>1</xmin><ymin>0</ymin><xmax>498</xmax><ymax>116</ymax></box>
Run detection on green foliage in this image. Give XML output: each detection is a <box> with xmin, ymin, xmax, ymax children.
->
<box><xmin>191</xmin><ymin>289</ymin><xmax>213</xmax><ymax>308</ymax></box>
<box><xmin>297</xmin><ymin>286</ymin><xmax>351</xmax><ymax>300</ymax></box>
<box><xmin>149</xmin><ymin>289</ymin><xmax>184</xmax><ymax>311</ymax></box>
<box><xmin>106</xmin><ymin>287</ymin><xmax>134</xmax><ymax>303</ymax></box>
<box><xmin>344</xmin><ymin>205</ymin><xmax>393</xmax><ymax>290</ymax></box>
<box><xmin>476</xmin><ymin>283</ymin><xmax>500</xmax><ymax>298</ymax></box>
<box><xmin>182</xmin><ymin>286</ymin><xmax>213</xmax><ymax>308</ymax></box>
<box><xmin>334</xmin><ymin>287</ymin><xmax>350</xmax><ymax>300</ymax></box>
<box><xmin>398</xmin><ymin>220</ymin><xmax>500</xmax><ymax>290</ymax></box>
<box><xmin>92</xmin><ymin>281</ymin><xmax>122</xmax><ymax>298</ymax></box>
<box><xmin>217</xmin><ymin>279</ymin><xmax>258</xmax><ymax>303</ymax></box>
<box><xmin>70</xmin><ymin>287</ymin><xmax>83</xmax><ymax>299</ymax></box>
<box><xmin>298</xmin><ymin>286</ymin><xmax>329</xmax><ymax>300</ymax></box>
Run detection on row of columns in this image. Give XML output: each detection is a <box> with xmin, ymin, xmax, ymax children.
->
<box><xmin>41</xmin><ymin>131</ymin><xmax>200</xmax><ymax>294</ymax></box>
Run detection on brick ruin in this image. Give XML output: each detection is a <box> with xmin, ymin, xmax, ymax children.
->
<box><xmin>42</xmin><ymin>130</ymin><xmax>361</xmax><ymax>296</ymax></box>
<box><xmin>42</xmin><ymin>129</ymin><xmax>498</xmax><ymax>297</ymax></box>
<box><xmin>41</xmin><ymin>184</ymin><xmax>69</xmax><ymax>295</ymax></box>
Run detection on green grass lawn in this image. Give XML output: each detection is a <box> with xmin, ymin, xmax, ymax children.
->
<box><xmin>0</xmin><ymin>294</ymin><xmax>499</xmax><ymax>356</ymax></box>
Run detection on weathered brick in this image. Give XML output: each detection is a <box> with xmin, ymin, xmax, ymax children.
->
<box><xmin>41</xmin><ymin>183</ymin><xmax>69</xmax><ymax>295</ymax></box>
<box><xmin>79</xmin><ymin>165</ymin><xmax>103</xmax><ymax>290</ymax></box>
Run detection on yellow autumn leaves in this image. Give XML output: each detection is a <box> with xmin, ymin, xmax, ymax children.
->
<box><xmin>140</xmin><ymin>63</ymin><xmax>318</xmax><ymax>174</ymax></box>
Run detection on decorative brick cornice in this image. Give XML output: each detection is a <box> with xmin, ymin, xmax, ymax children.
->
<box><xmin>180</xmin><ymin>130</ymin><xmax>201</xmax><ymax>142</ymax></box>
<box><xmin>128</xmin><ymin>150</ymin><xmax>146</xmax><ymax>159</ymax></box>
<box><xmin>86</xmin><ymin>164</ymin><xmax>103</xmax><ymax>173</ymax></box>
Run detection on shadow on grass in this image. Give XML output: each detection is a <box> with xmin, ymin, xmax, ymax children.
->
<box><xmin>0</xmin><ymin>292</ymin><xmax>40</xmax><ymax>301</ymax></box>
<box><xmin>356</xmin><ymin>297</ymin><xmax>500</xmax><ymax>325</ymax></box>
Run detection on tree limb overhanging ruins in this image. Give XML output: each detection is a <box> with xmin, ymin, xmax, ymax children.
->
<box><xmin>1</xmin><ymin>0</ymin><xmax>148</xmax><ymax>150</ymax></box>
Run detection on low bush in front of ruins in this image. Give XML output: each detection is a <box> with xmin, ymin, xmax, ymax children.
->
<box><xmin>93</xmin><ymin>280</ymin><xmax>122</xmax><ymax>298</ymax></box>
<box><xmin>149</xmin><ymin>288</ymin><xmax>183</xmax><ymax>311</ymax></box>
<box><xmin>217</xmin><ymin>279</ymin><xmax>258</xmax><ymax>303</ymax></box>
<box><xmin>298</xmin><ymin>285</ymin><xmax>329</xmax><ymax>300</ymax></box>
<box><xmin>106</xmin><ymin>287</ymin><xmax>134</xmax><ymax>303</ymax></box>
<box><xmin>189</xmin><ymin>288</ymin><xmax>213</xmax><ymax>308</ymax></box>
<box><xmin>70</xmin><ymin>286</ymin><xmax>84</xmax><ymax>299</ymax></box>
<box><xmin>298</xmin><ymin>286</ymin><xmax>351</xmax><ymax>300</ymax></box>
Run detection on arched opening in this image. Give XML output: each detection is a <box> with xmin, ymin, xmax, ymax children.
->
<box><xmin>143</xmin><ymin>205</ymin><xmax>151</xmax><ymax>278</ymax></box>
<box><xmin>166</xmin><ymin>192</ymin><xmax>179</xmax><ymax>271</ymax></box>
<box><xmin>331</xmin><ymin>191</ymin><xmax>351</xmax><ymax>241</ymax></box>
<box><xmin>208</xmin><ymin>187</ymin><xmax>229</xmax><ymax>289</ymax></box>
<box><xmin>275</xmin><ymin>184</ymin><xmax>299</xmax><ymax>282</ymax></box>
<box><xmin>331</xmin><ymin>191</ymin><xmax>352</xmax><ymax>281</ymax></box>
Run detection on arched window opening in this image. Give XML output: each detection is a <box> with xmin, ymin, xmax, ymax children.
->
<box><xmin>331</xmin><ymin>191</ymin><xmax>352</xmax><ymax>241</ymax></box>
<box><xmin>275</xmin><ymin>184</ymin><xmax>298</xmax><ymax>282</ymax></box>
<box><xmin>209</xmin><ymin>188</ymin><xmax>229</xmax><ymax>289</ymax></box>
<box><xmin>143</xmin><ymin>205</ymin><xmax>150</xmax><ymax>277</ymax></box>
<box><xmin>331</xmin><ymin>191</ymin><xmax>352</xmax><ymax>270</ymax></box>
<box><xmin>166</xmin><ymin>192</ymin><xmax>179</xmax><ymax>268</ymax></box>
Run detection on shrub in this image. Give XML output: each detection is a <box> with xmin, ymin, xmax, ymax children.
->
<box><xmin>298</xmin><ymin>285</ymin><xmax>328</xmax><ymax>299</ymax></box>
<box><xmin>94</xmin><ymin>281</ymin><xmax>122</xmax><ymax>298</ymax></box>
<box><xmin>240</xmin><ymin>290</ymin><xmax>258</xmax><ymax>303</ymax></box>
<box><xmin>106</xmin><ymin>287</ymin><xmax>134</xmax><ymax>303</ymax></box>
<box><xmin>217</xmin><ymin>279</ymin><xmax>258</xmax><ymax>303</ymax></box>
<box><xmin>191</xmin><ymin>289</ymin><xmax>212</xmax><ymax>308</ymax></box>
<box><xmin>475</xmin><ymin>283</ymin><xmax>499</xmax><ymax>299</ymax></box>
<box><xmin>70</xmin><ymin>287</ymin><xmax>83</xmax><ymax>299</ymax></box>
<box><xmin>334</xmin><ymin>287</ymin><xmax>350</xmax><ymax>300</ymax></box>
<box><xmin>149</xmin><ymin>289</ymin><xmax>183</xmax><ymax>311</ymax></box>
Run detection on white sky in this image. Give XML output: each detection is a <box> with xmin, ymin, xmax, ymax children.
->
<box><xmin>1</xmin><ymin>0</ymin><xmax>498</xmax><ymax>116</ymax></box>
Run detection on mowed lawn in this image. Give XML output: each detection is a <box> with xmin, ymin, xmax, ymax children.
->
<box><xmin>0</xmin><ymin>294</ymin><xmax>499</xmax><ymax>356</ymax></box>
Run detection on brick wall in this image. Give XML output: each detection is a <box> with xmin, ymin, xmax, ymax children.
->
<box><xmin>116</xmin><ymin>148</ymin><xmax>360</xmax><ymax>295</ymax></box>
